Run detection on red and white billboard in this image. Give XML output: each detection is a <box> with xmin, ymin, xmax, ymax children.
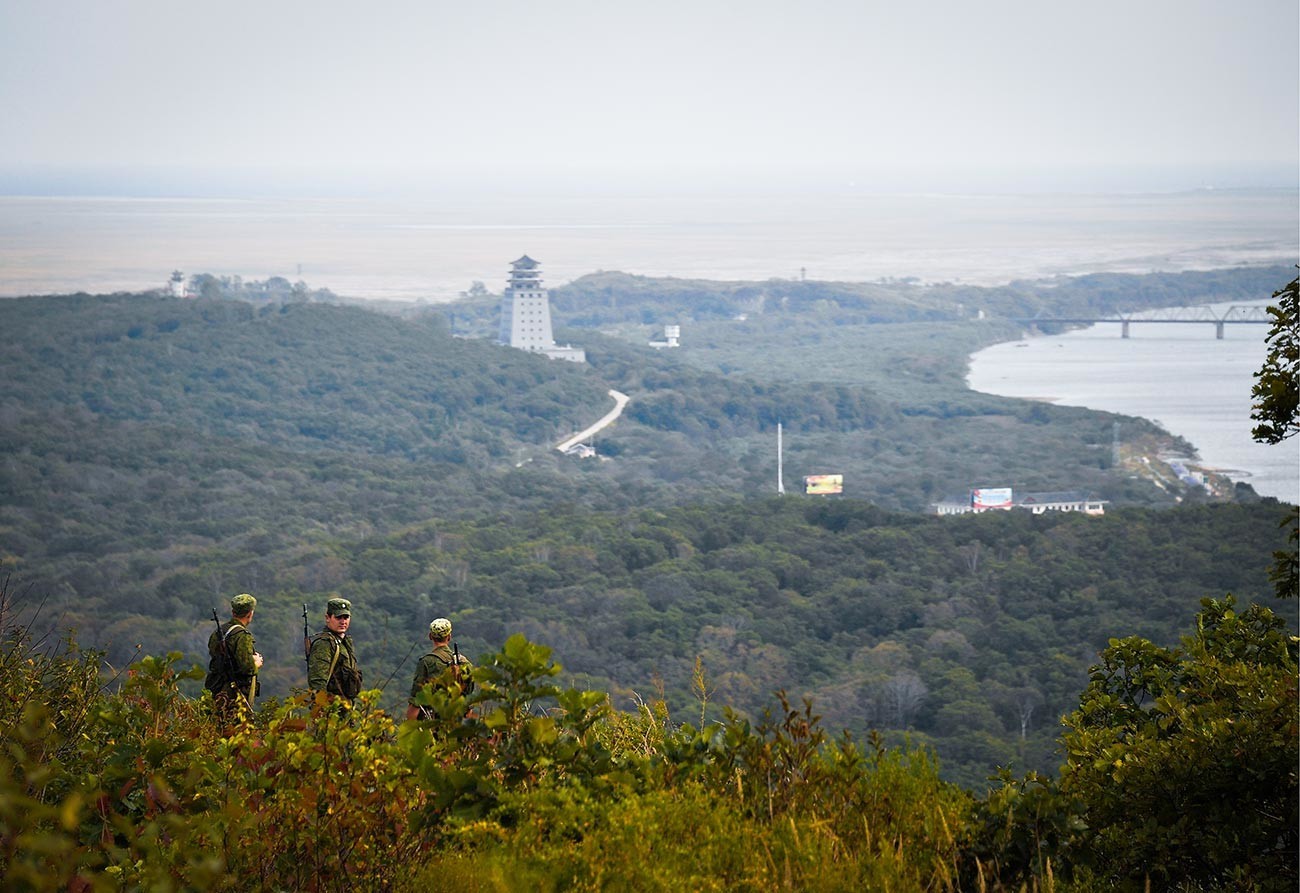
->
<box><xmin>971</xmin><ymin>487</ymin><xmax>1013</xmax><ymax>509</ymax></box>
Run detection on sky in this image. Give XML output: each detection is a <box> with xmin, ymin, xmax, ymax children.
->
<box><xmin>1</xmin><ymin>0</ymin><xmax>1297</xmax><ymax>195</ymax></box>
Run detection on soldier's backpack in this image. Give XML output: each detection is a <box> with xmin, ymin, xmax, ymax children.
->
<box><xmin>206</xmin><ymin>622</ymin><xmax>251</xmax><ymax>693</ymax></box>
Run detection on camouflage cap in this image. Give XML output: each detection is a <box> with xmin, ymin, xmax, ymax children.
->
<box><xmin>230</xmin><ymin>593</ymin><xmax>257</xmax><ymax>615</ymax></box>
<box><xmin>326</xmin><ymin>597</ymin><xmax>352</xmax><ymax>617</ymax></box>
<box><xmin>429</xmin><ymin>617</ymin><xmax>452</xmax><ymax>639</ymax></box>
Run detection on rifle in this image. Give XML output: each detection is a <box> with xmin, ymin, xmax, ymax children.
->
<box><xmin>211</xmin><ymin>608</ymin><xmax>228</xmax><ymax>669</ymax></box>
<box><xmin>302</xmin><ymin>603</ymin><xmax>310</xmax><ymax>664</ymax></box>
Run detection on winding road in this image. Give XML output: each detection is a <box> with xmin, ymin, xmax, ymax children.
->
<box><xmin>555</xmin><ymin>389</ymin><xmax>630</xmax><ymax>453</ymax></box>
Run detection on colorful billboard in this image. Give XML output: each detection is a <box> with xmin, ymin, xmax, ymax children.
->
<box><xmin>971</xmin><ymin>487</ymin><xmax>1013</xmax><ymax>509</ymax></box>
<box><xmin>804</xmin><ymin>474</ymin><xmax>843</xmax><ymax>495</ymax></box>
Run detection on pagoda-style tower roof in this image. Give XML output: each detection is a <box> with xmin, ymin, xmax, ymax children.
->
<box><xmin>508</xmin><ymin>255</ymin><xmax>543</xmax><ymax>290</ymax></box>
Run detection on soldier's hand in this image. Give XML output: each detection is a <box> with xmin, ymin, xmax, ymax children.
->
<box><xmin>254</xmin><ymin>652</ymin><xmax>264</xmax><ymax>669</ymax></box>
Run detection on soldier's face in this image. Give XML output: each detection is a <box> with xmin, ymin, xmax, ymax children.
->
<box><xmin>326</xmin><ymin>613</ymin><xmax>350</xmax><ymax>633</ymax></box>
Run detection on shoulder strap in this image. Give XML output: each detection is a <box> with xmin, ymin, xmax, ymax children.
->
<box><xmin>315</xmin><ymin>632</ymin><xmax>343</xmax><ymax>683</ymax></box>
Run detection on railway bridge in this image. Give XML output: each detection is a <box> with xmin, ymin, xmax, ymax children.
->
<box><xmin>1014</xmin><ymin>304</ymin><xmax>1273</xmax><ymax>339</ymax></box>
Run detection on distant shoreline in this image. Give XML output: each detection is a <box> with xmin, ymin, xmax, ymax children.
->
<box><xmin>1</xmin><ymin>190</ymin><xmax>1295</xmax><ymax>301</ymax></box>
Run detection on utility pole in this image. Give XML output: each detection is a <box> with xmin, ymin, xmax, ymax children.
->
<box><xmin>777</xmin><ymin>422</ymin><xmax>786</xmax><ymax>495</ymax></box>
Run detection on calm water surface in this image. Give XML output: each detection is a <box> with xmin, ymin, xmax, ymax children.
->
<box><xmin>968</xmin><ymin>304</ymin><xmax>1298</xmax><ymax>503</ymax></box>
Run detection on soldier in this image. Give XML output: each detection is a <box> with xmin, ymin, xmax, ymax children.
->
<box><xmin>307</xmin><ymin>597</ymin><xmax>363</xmax><ymax>701</ymax></box>
<box><xmin>205</xmin><ymin>593</ymin><xmax>263</xmax><ymax>718</ymax></box>
<box><xmin>406</xmin><ymin>617</ymin><xmax>474</xmax><ymax>721</ymax></box>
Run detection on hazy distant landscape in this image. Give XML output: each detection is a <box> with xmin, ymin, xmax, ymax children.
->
<box><xmin>2</xmin><ymin>187</ymin><xmax>1296</xmax><ymax>302</ymax></box>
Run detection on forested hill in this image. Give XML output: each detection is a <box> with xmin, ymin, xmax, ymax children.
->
<box><xmin>1</xmin><ymin>274</ymin><xmax>1293</xmax><ymax>788</ymax></box>
<box><xmin>552</xmin><ymin>265</ymin><xmax>1291</xmax><ymax>326</ymax></box>
<box><xmin>0</xmin><ymin>292</ymin><xmax>632</xmax><ymax>619</ymax></box>
<box><xmin>0</xmin><ymin>291</ymin><xmax>925</xmax><ymax>622</ymax></box>
<box><xmin>1</xmin><ymin>293</ymin><xmax>613</xmax><ymax>459</ymax></box>
<box><xmin>444</xmin><ymin>264</ymin><xmax>1292</xmax><ymax>331</ymax></box>
<box><xmin>0</xmin><ymin>282</ymin><xmax>1201</xmax><ymax>589</ymax></box>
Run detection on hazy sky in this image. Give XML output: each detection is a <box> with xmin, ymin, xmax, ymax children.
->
<box><xmin>1</xmin><ymin>0</ymin><xmax>1297</xmax><ymax>193</ymax></box>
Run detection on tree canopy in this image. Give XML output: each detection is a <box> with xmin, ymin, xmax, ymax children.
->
<box><xmin>1250</xmin><ymin>273</ymin><xmax>1299</xmax><ymax>445</ymax></box>
<box><xmin>1250</xmin><ymin>273</ymin><xmax>1299</xmax><ymax>599</ymax></box>
<box><xmin>1059</xmin><ymin>596</ymin><xmax>1298</xmax><ymax>890</ymax></box>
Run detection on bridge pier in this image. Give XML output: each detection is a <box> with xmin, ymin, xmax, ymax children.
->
<box><xmin>1121</xmin><ymin>320</ymin><xmax>1130</xmax><ymax>339</ymax></box>
<box><xmin>1215</xmin><ymin>321</ymin><xmax>1225</xmax><ymax>339</ymax></box>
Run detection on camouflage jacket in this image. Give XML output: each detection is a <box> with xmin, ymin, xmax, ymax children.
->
<box><xmin>205</xmin><ymin>620</ymin><xmax>258</xmax><ymax>696</ymax></box>
<box><xmin>409</xmin><ymin>644</ymin><xmax>473</xmax><ymax>704</ymax></box>
<box><xmin>307</xmin><ymin>629</ymin><xmax>361</xmax><ymax>698</ymax></box>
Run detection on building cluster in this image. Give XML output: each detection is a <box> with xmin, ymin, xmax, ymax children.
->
<box><xmin>931</xmin><ymin>488</ymin><xmax>1107</xmax><ymax>516</ymax></box>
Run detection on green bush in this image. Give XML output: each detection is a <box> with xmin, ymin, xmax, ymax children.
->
<box><xmin>1059</xmin><ymin>596</ymin><xmax>1299</xmax><ymax>891</ymax></box>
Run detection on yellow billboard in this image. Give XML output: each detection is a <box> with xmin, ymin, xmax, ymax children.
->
<box><xmin>804</xmin><ymin>474</ymin><xmax>843</xmax><ymax>495</ymax></box>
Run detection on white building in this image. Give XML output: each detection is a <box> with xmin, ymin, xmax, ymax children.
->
<box><xmin>932</xmin><ymin>489</ymin><xmax>1107</xmax><ymax>516</ymax></box>
<box><xmin>168</xmin><ymin>270</ymin><xmax>188</xmax><ymax>298</ymax></box>
<box><xmin>649</xmin><ymin>324</ymin><xmax>681</xmax><ymax>349</ymax></box>
<box><xmin>497</xmin><ymin>256</ymin><xmax>585</xmax><ymax>363</ymax></box>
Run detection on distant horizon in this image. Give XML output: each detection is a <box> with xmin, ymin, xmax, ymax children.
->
<box><xmin>3</xmin><ymin>186</ymin><xmax>1294</xmax><ymax>303</ymax></box>
<box><xmin>1</xmin><ymin>160</ymin><xmax>1296</xmax><ymax>201</ymax></box>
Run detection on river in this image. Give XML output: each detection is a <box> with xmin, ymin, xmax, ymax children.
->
<box><xmin>967</xmin><ymin>302</ymin><xmax>1298</xmax><ymax>503</ymax></box>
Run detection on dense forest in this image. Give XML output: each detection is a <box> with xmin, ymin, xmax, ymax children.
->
<box><xmin>1</xmin><ymin>266</ymin><xmax>1293</xmax><ymax>789</ymax></box>
<box><xmin>1</xmin><ymin>264</ymin><xmax>1296</xmax><ymax>888</ymax></box>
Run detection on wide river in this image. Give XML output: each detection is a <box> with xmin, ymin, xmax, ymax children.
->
<box><xmin>967</xmin><ymin>303</ymin><xmax>1298</xmax><ymax>503</ymax></box>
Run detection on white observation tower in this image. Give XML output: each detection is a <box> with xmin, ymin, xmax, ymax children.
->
<box><xmin>497</xmin><ymin>256</ymin><xmax>585</xmax><ymax>363</ymax></box>
<box><xmin>498</xmin><ymin>255</ymin><xmax>554</xmax><ymax>351</ymax></box>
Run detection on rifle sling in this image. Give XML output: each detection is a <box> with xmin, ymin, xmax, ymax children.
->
<box><xmin>317</xmin><ymin>633</ymin><xmax>343</xmax><ymax>692</ymax></box>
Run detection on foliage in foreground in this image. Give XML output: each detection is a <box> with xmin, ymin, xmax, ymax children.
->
<box><xmin>1059</xmin><ymin>596</ymin><xmax>1299</xmax><ymax>891</ymax></box>
<box><xmin>1</xmin><ymin>589</ymin><xmax>1295</xmax><ymax>891</ymax></box>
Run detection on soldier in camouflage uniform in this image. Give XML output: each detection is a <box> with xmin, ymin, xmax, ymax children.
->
<box><xmin>206</xmin><ymin>593</ymin><xmax>263</xmax><ymax>718</ymax></box>
<box><xmin>406</xmin><ymin>617</ymin><xmax>474</xmax><ymax>721</ymax></box>
<box><xmin>307</xmin><ymin>597</ymin><xmax>363</xmax><ymax>701</ymax></box>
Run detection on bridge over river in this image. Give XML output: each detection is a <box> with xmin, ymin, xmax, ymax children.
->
<box><xmin>1014</xmin><ymin>304</ymin><xmax>1273</xmax><ymax>339</ymax></box>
